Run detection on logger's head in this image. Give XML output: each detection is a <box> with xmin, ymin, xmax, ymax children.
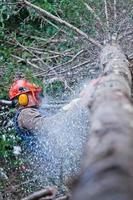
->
<box><xmin>9</xmin><ymin>79</ymin><xmax>43</xmax><ymax>108</ymax></box>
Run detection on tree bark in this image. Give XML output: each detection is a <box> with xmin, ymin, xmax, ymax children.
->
<box><xmin>71</xmin><ymin>43</ymin><xmax>133</xmax><ymax>200</ymax></box>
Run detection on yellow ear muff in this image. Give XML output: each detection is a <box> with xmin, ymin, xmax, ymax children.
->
<box><xmin>18</xmin><ymin>94</ymin><xmax>28</xmax><ymax>106</ymax></box>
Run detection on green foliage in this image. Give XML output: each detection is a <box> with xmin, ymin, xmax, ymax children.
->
<box><xmin>0</xmin><ymin>0</ymin><xmax>91</xmax><ymax>99</ymax></box>
<box><xmin>0</xmin><ymin>129</ymin><xmax>20</xmax><ymax>158</ymax></box>
<box><xmin>46</xmin><ymin>80</ymin><xmax>65</xmax><ymax>97</ymax></box>
<box><xmin>0</xmin><ymin>105</ymin><xmax>20</xmax><ymax>160</ymax></box>
<box><xmin>0</xmin><ymin>0</ymin><xmax>98</xmax><ymax>177</ymax></box>
<box><xmin>0</xmin><ymin>0</ymin><xmax>100</xmax><ymax>149</ymax></box>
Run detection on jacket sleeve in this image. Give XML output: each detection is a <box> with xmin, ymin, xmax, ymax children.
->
<box><xmin>17</xmin><ymin>108</ymin><xmax>48</xmax><ymax>134</ymax></box>
<box><xmin>17</xmin><ymin>101</ymin><xmax>89</xmax><ymax>135</ymax></box>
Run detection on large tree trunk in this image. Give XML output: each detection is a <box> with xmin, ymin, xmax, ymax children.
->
<box><xmin>71</xmin><ymin>43</ymin><xmax>133</xmax><ymax>200</ymax></box>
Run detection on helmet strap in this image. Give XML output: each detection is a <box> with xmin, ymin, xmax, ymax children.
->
<box><xmin>31</xmin><ymin>89</ymin><xmax>39</xmax><ymax>105</ymax></box>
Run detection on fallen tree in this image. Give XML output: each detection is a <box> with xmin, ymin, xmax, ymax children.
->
<box><xmin>71</xmin><ymin>42</ymin><xmax>133</xmax><ymax>200</ymax></box>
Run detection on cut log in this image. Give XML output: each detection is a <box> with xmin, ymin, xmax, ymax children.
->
<box><xmin>71</xmin><ymin>43</ymin><xmax>133</xmax><ymax>200</ymax></box>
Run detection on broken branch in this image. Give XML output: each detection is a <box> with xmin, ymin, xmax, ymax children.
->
<box><xmin>45</xmin><ymin>49</ymin><xmax>85</xmax><ymax>74</ymax></box>
<box><xmin>84</xmin><ymin>3</ymin><xmax>104</xmax><ymax>29</ymax></box>
<box><xmin>113</xmin><ymin>0</ymin><xmax>117</xmax><ymax>21</ymax></box>
<box><xmin>22</xmin><ymin>0</ymin><xmax>102</xmax><ymax>48</ymax></box>
<box><xmin>104</xmin><ymin>0</ymin><xmax>110</xmax><ymax>40</ymax></box>
<box><xmin>11</xmin><ymin>55</ymin><xmax>46</xmax><ymax>73</ymax></box>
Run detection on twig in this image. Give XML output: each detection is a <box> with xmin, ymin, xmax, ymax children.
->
<box><xmin>32</xmin><ymin>37</ymin><xmax>67</xmax><ymax>44</ymax></box>
<box><xmin>46</xmin><ymin>49</ymin><xmax>74</xmax><ymax>56</ymax></box>
<box><xmin>22</xmin><ymin>0</ymin><xmax>102</xmax><ymax>48</ymax></box>
<box><xmin>112</xmin><ymin>0</ymin><xmax>117</xmax><ymax>38</ymax></box>
<box><xmin>20</xmin><ymin>34</ymin><xmax>68</xmax><ymax>43</ymax></box>
<box><xmin>42</xmin><ymin>16</ymin><xmax>61</xmax><ymax>31</ymax></box>
<box><xmin>113</xmin><ymin>0</ymin><xmax>117</xmax><ymax>21</ymax></box>
<box><xmin>21</xmin><ymin>186</ymin><xmax>57</xmax><ymax>200</ymax></box>
<box><xmin>114</xmin><ymin>7</ymin><xmax>133</xmax><ymax>40</ymax></box>
<box><xmin>43</xmin><ymin>27</ymin><xmax>64</xmax><ymax>46</ymax></box>
<box><xmin>42</xmin><ymin>17</ymin><xmax>68</xmax><ymax>35</ymax></box>
<box><xmin>114</xmin><ymin>17</ymin><xmax>129</xmax><ymax>41</ymax></box>
<box><xmin>14</xmin><ymin>39</ymin><xmax>50</xmax><ymax>68</ymax></box>
<box><xmin>23</xmin><ymin>47</ymin><xmax>73</xmax><ymax>57</ymax></box>
<box><xmin>46</xmin><ymin>49</ymin><xmax>84</xmax><ymax>73</ymax></box>
<box><xmin>22</xmin><ymin>46</ymin><xmax>44</xmax><ymax>52</ymax></box>
<box><xmin>64</xmin><ymin>49</ymin><xmax>84</xmax><ymax>62</ymax></box>
<box><xmin>11</xmin><ymin>55</ymin><xmax>46</xmax><ymax>73</ymax></box>
<box><xmin>84</xmin><ymin>3</ymin><xmax>104</xmax><ymax>29</ymax></box>
<box><xmin>48</xmin><ymin>55</ymin><xmax>61</xmax><ymax>59</ymax></box>
<box><xmin>104</xmin><ymin>0</ymin><xmax>109</xmax><ymax>29</ymax></box>
<box><xmin>37</xmin><ymin>59</ymin><xmax>91</xmax><ymax>77</ymax></box>
<box><xmin>48</xmin><ymin>60</ymin><xmax>91</xmax><ymax>76</ymax></box>
<box><xmin>14</xmin><ymin>39</ymin><xmax>59</xmax><ymax>77</ymax></box>
<box><xmin>27</xmin><ymin>60</ymin><xmax>46</xmax><ymax>72</ymax></box>
<box><xmin>118</xmin><ymin>30</ymin><xmax>133</xmax><ymax>40</ymax></box>
<box><xmin>19</xmin><ymin>32</ymin><xmax>79</xmax><ymax>44</ymax></box>
<box><xmin>104</xmin><ymin>0</ymin><xmax>110</xmax><ymax>40</ymax></box>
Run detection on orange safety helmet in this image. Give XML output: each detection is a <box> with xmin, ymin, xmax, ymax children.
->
<box><xmin>9</xmin><ymin>79</ymin><xmax>43</xmax><ymax>107</ymax></box>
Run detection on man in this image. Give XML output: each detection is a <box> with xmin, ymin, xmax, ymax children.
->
<box><xmin>9</xmin><ymin>79</ymin><xmax>91</xmax><ymax>143</ymax></box>
<box><xmin>9</xmin><ymin>79</ymin><xmax>45</xmax><ymax>149</ymax></box>
<box><xmin>9</xmin><ymin>79</ymin><xmax>90</xmax><ymax>186</ymax></box>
